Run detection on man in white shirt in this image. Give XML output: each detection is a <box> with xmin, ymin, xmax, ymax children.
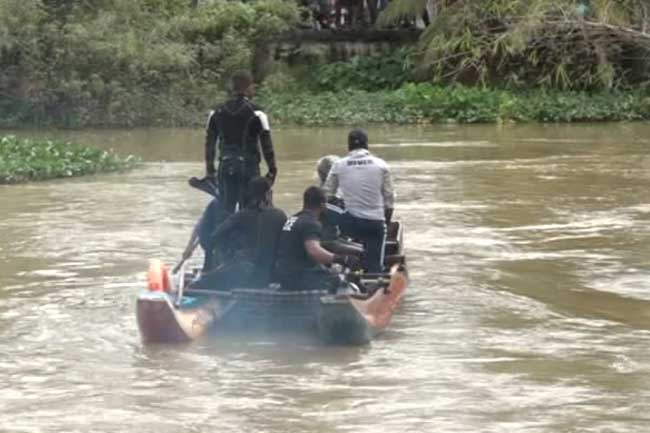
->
<box><xmin>323</xmin><ymin>129</ymin><xmax>395</xmax><ymax>273</ymax></box>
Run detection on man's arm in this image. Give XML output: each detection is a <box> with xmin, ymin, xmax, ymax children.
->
<box><xmin>254</xmin><ymin>110</ymin><xmax>277</xmax><ymax>183</ymax></box>
<box><xmin>204</xmin><ymin>110</ymin><xmax>218</xmax><ymax>176</ymax></box>
<box><xmin>305</xmin><ymin>240</ymin><xmax>360</xmax><ymax>268</ymax></box>
<box><xmin>211</xmin><ymin>212</ymin><xmax>242</xmax><ymax>246</ymax></box>
<box><xmin>181</xmin><ymin>223</ymin><xmax>200</xmax><ymax>261</ymax></box>
<box><xmin>323</xmin><ymin>171</ymin><xmax>339</xmax><ymax>198</ymax></box>
<box><xmin>305</xmin><ymin>239</ymin><xmax>335</xmax><ymax>265</ymax></box>
<box><xmin>381</xmin><ymin>165</ymin><xmax>395</xmax><ymax>223</ymax></box>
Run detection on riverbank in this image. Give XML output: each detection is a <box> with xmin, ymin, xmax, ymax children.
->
<box><xmin>261</xmin><ymin>84</ymin><xmax>650</xmax><ymax>126</ymax></box>
<box><xmin>0</xmin><ymin>136</ymin><xmax>138</xmax><ymax>184</ymax></box>
<box><xmin>4</xmin><ymin>84</ymin><xmax>650</xmax><ymax>130</ymax></box>
<box><xmin>5</xmin><ymin>0</ymin><xmax>650</xmax><ymax>130</ymax></box>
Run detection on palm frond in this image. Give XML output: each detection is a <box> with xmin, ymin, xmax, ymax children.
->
<box><xmin>401</xmin><ymin>0</ymin><xmax>650</xmax><ymax>89</ymax></box>
<box><xmin>377</xmin><ymin>0</ymin><xmax>430</xmax><ymax>27</ymax></box>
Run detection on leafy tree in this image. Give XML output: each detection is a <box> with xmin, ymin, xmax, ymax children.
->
<box><xmin>379</xmin><ymin>0</ymin><xmax>650</xmax><ymax>90</ymax></box>
<box><xmin>0</xmin><ymin>0</ymin><xmax>299</xmax><ymax>127</ymax></box>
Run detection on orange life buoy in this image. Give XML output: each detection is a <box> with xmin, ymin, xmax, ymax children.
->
<box><xmin>147</xmin><ymin>259</ymin><xmax>172</xmax><ymax>292</ymax></box>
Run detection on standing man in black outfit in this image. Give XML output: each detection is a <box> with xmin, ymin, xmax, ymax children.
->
<box><xmin>204</xmin><ymin>70</ymin><xmax>278</xmax><ymax>213</ymax></box>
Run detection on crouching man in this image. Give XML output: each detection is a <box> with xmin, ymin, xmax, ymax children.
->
<box><xmin>193</xmin><ymin>176</ymin><xmax>286</xmax><ymax>290</ymax></box>
<box><xmin>275</xmin><ymin>186</ymin><xmax>359</xmax><ymax>292</ymax></box>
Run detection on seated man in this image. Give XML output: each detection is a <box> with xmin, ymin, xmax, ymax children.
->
<box><xmin>275</xmin><ymin>186</ymin><xmax>359</xmax><ymax>292</ymax></box>
<box><xmin>316</xmin><ymin>155</ymin><xmax>345</xmax><ymax>241</ymax></box>
<box><xmin>181</xmin><ymin>196</ymin><xmax>230</xmax><ymax>272</ymax></box>
<box><xmin>193</xmin><ymin>176</ymin><xmax>287</xmax><ymax>290</ymax></box>
<box><xmin>323</xmin><ymin>128</ymin><xmax>395</xmax><ymax>274</ymax></box>
<box><xmin>316</xmin><ymin>155</ymin><xmax>339</xmax><ymax>188</ymax></box>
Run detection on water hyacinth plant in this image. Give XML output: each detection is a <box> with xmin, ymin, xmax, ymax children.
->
<box><xmin>0</xmin><ymin>136</ymin><xmax>138</xmax><ymax>184</ymax></box>
<box><xmin>259</xmin><ymin>84</ymin><xmax>650</xmax><ymax>125</ymax></box>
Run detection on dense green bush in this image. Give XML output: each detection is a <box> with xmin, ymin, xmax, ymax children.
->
<box><xmin>3</xmin><ymin>0</ymin><xmax>650</xmax><ymax>128</ymax></box>
<box><xmin>380</xmin><ymin>0</ymin><xmax>650</xmax><ymax>91</ymax></box>
<box><xmin>260</xmin><ymin>83</ymin><xmax>650</xmax><ymax>125</ymax></box>
<box><xmin>312</xmin><ymin>49</ymin><xmax>414</xmax><ymax>92</ymax></box>
<box><xmin>0</xmin><ymin>135</ymin><xmax>138</xmax><ymax>183</ymax></box>
<box><xmin>0</xmin><ymin>0</ymin><xmax>299</xmax><ymax>128</ymax></box>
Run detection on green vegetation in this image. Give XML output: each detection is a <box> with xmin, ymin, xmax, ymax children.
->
<box><xmin>0</xmin><ymin>136</ymin><xmax>138</xmax><ymax>183</ymax></box>
<box><xmin>0</xmin><ymin>0</ymin><xmax>298</xmax><ymax>128</ymax></box>
<box><xmin>312</xmin><ymin>49</ymin><xmax>413</xmax><ymax>92</ymax></box>
<box><xmin>261</xmin><ymin>84</ymin><xmax>650</xmax><ymax>125</ymax></box>
<box><xmin>379</xmin><ymin>0</ymin><xmax>650</xmax><ymax>90</ymax></box>
<box><xmin>3</xmin><ymin>0</ymin><xmax>650</xmax><ymax>128</ymax></box>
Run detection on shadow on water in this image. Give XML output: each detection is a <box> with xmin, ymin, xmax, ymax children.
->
<box><xmin>136</xmin><ymin>331</ymin><xmax>370</xmax><ymax>368</ymax></box>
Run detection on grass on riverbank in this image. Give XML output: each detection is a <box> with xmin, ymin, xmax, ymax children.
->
<box><xmin>4</xmin><ymin>84</ymin><xmax>650</xmax><ymax>129</ymax></box>
<box><xmin>0</xmin><ymin>136</ymin><xmax>138</xmax><ymax>184</ymax></box>
<box><xmin>260</xmin><ymin>84</ymin><xmax>650</xmax><ymax>126</ymax></box>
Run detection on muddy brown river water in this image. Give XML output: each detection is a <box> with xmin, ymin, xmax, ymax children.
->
<box><xmin>1</xmin><ymin>123</ymin><xmax>649</xmax><ymax>432</ymax></box>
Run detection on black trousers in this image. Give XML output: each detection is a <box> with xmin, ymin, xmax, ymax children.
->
<box><xmin>339</xmin><ymin>213</ymin><xmax>386</xmax><ymax>274</ymax></box>
<box><xmin>218</xmin><ymin>160</ymin><xmax>260</xmax><ymax>213</ymax></box>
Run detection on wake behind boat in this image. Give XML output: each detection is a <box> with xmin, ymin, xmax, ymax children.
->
<box><xmin>136</xmin><ymin>221</ymin><xmax>408</xmax><ymax>345</ymax></box>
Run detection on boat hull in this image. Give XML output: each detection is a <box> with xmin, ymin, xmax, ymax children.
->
<box><xmin>136</xmin><ymin>291</ymin><xmax>229</xmax><ymax>343</ymax></box>
<box><xmin>136</xmin><ymin>266</ymin><xmax>408</xmax><ymax>345</ymax></box>
<box><xmin>136</xmin><ymin>221</ymin><xmax>408</xmax><ymax>345</ymax></box>
<box><xmin>319</xmin><ymin>266</ymin><xmax>408</xmax><ymax>345</ymax></box>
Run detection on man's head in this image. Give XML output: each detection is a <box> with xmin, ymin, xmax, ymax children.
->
<box><xmin>247</xmin><ymin>176</ymin><xmax>272</xmax><ymax>208</ymax></box>
<box><xmin>348</xmin><ymin>128</ymin><xmax>368</xmax><ymax>151</ymax></box>
<box><xmin>316</xmin><ymin>155</ymin><xmax>340</xmax><ymax>186</ymax></box>
<box><xmin>303</xmin><ymin>186</ymin><xmax>326</xmax><ymax>215</ymax></box>
<box><xmin>231</xmin><ymin>70</ymin><xmax>254</xmax><ymax>97</ymax></box>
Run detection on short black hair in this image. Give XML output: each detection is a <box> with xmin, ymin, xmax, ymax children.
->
<box><xmin>247</xmin><ymin>176</ymin><xmax>270</xmax><ymax>200</ymax></box>
<box><xmin>348</xmin><ymin>128</ymin><xmax>368</xmax><ymax>151</ymax></box>
<box><xmin>231</xmin><ymin>70</ymin><xmax>253</xmax><ymax>94</ymax></box>
<box><xmin>303</xmin><ymin>186</ymin><xmax>326</xmax><ymax>210</ymax></box>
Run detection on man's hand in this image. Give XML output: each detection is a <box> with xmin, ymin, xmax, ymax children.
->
<box><xmin>384</xmin><ymin>207</ymin><xmax>394</xmax><ymax>225</ymax></box>
<box><xmin>333</xmin><ymin>254</ymin><xmax>361</xmax><ymax>270</ymax></box>
<box><xmin>265</xmin><ymin>167</ymin><xmax>277</xmax><ymax>185</ymax></box>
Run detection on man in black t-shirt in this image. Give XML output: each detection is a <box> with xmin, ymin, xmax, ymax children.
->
<box><xmin>193</xmin><ymin>177</ymin><xmax>287</xmax><ymax>290</ymax></box>
<box><xmin>275</xmin><ymin>186</ymin><xmax>359</xmax><ymax>292</ymax></box>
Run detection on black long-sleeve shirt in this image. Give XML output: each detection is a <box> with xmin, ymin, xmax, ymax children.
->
<box><xmin>212</xmin><ymin>205</ymin><xmax>287</xmax><ymax>287</ymax></box>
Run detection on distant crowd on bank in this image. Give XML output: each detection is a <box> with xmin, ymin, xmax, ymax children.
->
<box><xmin>298</xmin><ymin>0</ymin><xmax>438</xmax><ymax>30</ymax></box>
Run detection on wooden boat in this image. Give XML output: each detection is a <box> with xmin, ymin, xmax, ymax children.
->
<box><xmin>136</xmin><ymin>222</ymin><xmax>408</xmax><ymax>345</ymax></box>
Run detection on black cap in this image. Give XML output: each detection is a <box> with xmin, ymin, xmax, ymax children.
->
<box><xmin>348</xmin><ymin>128</ymin><xmax>368</xmax><ymax>150</ymax></box>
